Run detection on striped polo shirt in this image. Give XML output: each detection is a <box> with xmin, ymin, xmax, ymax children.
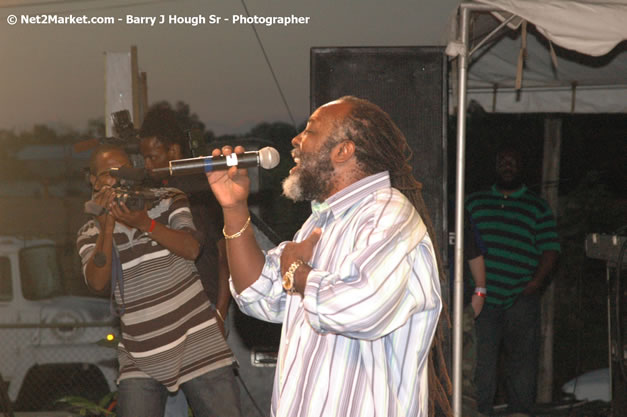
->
<box><xmin>465</xmin><ymin>185</ymin><xmax>560</xmax><ymax>309</ymax></box>
<box><xmin>233</xmin><ymin>172</ymin><xmax>442</xmax><ymax>417</ymax></box>
<box><xmin>77</xmin><ymin>188</ymin><xmax>234</xmax><ymax>390</ymax></box>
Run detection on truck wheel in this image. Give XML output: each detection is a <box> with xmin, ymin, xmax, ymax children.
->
<box><xmin>15</xmin><ymin>364</ymin><xmax>110</xmax><ymax>411</ymax></box>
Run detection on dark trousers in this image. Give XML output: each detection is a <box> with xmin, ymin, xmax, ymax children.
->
<box><xmin>475</xmin><ymin>294</ymin><xmax>541</xmax><ymax>416</ymax></box>
<box><xmin>118</xmin><ymin>365</ymin><xmax>241</xmax><ymax>417</ymax></box>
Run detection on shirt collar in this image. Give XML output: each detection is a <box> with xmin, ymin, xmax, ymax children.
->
<box><xmin>491</xmin><ymin>184</ymin><xmax>527</xmax><ymax>198</ymax></box>
<box><xmin>311</xmin><ymin>171</ymin><xmax>391</xmax><ymax>219</ymax></box>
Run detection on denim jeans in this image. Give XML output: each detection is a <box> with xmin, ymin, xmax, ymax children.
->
<box><xmin>474</xmin><ymin>294</ymin><xmax>540</xmax><ymax>416</ymax></box>
<box><xmin>165</xmin><ymin>390</ymin><xmax>188</xmax><ymax>417</ymax></box>
<box><xmin>118</xmin><ymin>365</ymin><xmax>242</xmax><ymax>417</ymax></box>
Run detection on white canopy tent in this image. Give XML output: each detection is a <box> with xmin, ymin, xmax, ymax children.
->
<box><xmin>451</xmin><ymin>0</ymin><xmax>627</xmax><ymax>114</ymax></box>
<box><xmin>447</xmin><ymin>1</ymin><xmax>627</xmax><ymax>415</ymax></box>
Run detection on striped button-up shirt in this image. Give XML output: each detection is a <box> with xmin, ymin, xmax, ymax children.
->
<box><xmin>233</xmin><ymin>172</ymin><xmax>442</xmax><ymax>417</ymax></box>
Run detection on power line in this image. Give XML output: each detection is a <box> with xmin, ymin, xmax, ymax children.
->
<box><xmin>239</xmin><ymin>0</ymin><xmax>297</xmax><ymax>129</ymax></box>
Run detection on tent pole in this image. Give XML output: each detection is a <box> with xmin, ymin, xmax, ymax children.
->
<box><xmin>468</xmin><ymin>14</ymin><xmax>517</xmax><ymax>56</ymax></box>
<box><xmin>538</xmin><ymin>117</ymin><xmax>562</xmax><ymax>402</ymax></box>
<box><xmin>453</xmin><ymin>5</ymin><xmax>471</xmax><ymax>417</ymax></box>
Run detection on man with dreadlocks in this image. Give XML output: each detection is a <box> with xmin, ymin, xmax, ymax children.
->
<box><xmin>206</xmin><ymin>96</ymin><xmax>450</xmax><ymax>417</ymax></box>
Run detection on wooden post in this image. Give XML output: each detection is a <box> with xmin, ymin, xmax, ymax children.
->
<box><xmin>131</xmin><ymin>46</ymin><xmax>140</xmax><ymax>128</ymax></box>
<box><xmin>140</xmin><ymin>71</ymin><xmax>148</xmax><ymax>120</ymax></box>
<box><xmin>537</xmin><ymin>117</ymin><xmax>561</xmax><ymax>402</ymax></box>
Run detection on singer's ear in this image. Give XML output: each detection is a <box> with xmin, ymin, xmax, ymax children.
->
<box><xmin>331</xmin><ymin>140</ymin><xmax>355</xmax><ymax>164</ymax></box>
<box><xmin>167</xmin><ymin>143</ymin><xmax>182</xmax><ymax>160</ymax></box>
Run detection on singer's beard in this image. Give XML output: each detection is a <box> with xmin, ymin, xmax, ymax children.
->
<box><xmin>282</xmin><ymin>147</ymin><xmax>335</xmax><ymax>203</ymax></box>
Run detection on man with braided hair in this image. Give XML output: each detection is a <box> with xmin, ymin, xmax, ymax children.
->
<box><xmin>206</xmin><ymin>96</ymin><xmax>449</xmax><ymax>417</ymax></box>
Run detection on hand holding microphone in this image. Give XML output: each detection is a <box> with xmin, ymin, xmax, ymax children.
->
<box><xmin>205</xmin><ymin>145</ymin><xmax>257</xmax><ymax>210</ymax></box>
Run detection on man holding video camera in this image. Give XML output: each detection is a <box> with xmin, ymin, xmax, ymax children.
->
<box><xmin>76</xmin><ymin>145</ymin><xmax>241</xmax><ymax>417</ymax></box>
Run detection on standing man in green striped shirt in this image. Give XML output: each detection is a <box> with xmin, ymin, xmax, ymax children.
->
<box><xmin>465</xmin><ymin>147</ymin><xmax>560</xmax><ymax>417</ymax></box>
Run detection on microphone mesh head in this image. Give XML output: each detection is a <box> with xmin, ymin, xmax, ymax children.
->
<box><xmin>258</xmin><ymin>147</ymin><xmax>280</xmax><ymax>169</ymax></box>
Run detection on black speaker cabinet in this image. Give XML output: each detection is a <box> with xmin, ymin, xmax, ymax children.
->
<box><xmin>311</xmin><ymin>47</ymin><xmax>448</xmax><ymax>264</ymax></box>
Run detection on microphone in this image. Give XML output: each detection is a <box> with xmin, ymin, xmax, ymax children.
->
<box><xmin>152</xmin><ymin>146</ymin><xmax>280</xmax><ymax>177</ymax></box>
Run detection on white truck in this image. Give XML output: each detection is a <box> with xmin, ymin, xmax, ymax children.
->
<box><xmin>0</xmin><ymin>236</ymin><xmax>119</xmax><ymax>411</ymax></box>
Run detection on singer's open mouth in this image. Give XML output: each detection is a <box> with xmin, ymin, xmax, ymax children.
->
<box><xmin>289</xmin><ymin>150</ymin><xmax>301</xmax><ymax>174</ymax></box>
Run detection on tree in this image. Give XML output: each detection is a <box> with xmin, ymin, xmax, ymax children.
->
<box><xmin>86</xmin><ymin>118</ymin><xmax>106</xmax><ymax>139</ymax></box>
<box><xmin>147</xmin><ymin>100</ymin><xmax>215</xmax><ymax>144</ymax></box>
<box><xmin>249</xmin><ymin>121</ymin><xmax>298</xmax><ymax>154</ymax></box>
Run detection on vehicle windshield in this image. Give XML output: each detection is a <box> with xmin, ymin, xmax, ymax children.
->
<box><xmin>19</xmin><ymin>245</ymin><xmax>64</xmax><ymax>300</ymax></box>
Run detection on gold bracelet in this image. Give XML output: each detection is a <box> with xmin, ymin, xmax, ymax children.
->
<box><xmin>223</xmin><ymin>216</ymin><xmax>251</xmax><ymax>240</ymax></box>
<box><xmin>282</xmin><ymin>259</ymin><xmax>304</xmax><ymax>294</ymax></box>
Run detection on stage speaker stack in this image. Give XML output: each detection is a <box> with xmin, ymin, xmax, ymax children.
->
<box><xmin>310</xmin><ymin>46</ymin><xmax>448</xmax><ymax>265</ymax></box>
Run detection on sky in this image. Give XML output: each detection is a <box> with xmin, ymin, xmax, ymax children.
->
<box><xmin>0</xmin><ymin>0</ymin><xmax>458</xmax><ymax>135</ymax></box>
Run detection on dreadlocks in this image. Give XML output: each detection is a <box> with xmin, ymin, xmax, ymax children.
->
<box><xmin>336</xmin><ymin>96</ymin><xmax>453</xmax><ymax>417</ymax></box>
<box><xmin>139</xmin><ymin>106</ymin><xmax>190</xmax><ymax>158</ymax></box>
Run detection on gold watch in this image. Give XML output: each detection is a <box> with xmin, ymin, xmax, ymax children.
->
<box><xmin>282</xmin><ymin>259</ymin><xmax>304</xmax><ymax>294</ymax></box>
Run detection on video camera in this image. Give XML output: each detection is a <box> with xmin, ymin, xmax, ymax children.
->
<box><xmin>84</xmin><ymin>167</ymin><xmax>158</xmax><ymax>216</ymax></box>
<box><xmin>107</xmin><ymin>166</ymin><xmax>158</xmax><ymax>212</ymax></box>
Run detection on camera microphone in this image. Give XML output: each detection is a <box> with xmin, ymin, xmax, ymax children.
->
<box><xmin>109</xmin><ymin>166</ymin><xmax>148</xmax><ymax>182</ymax></box>
<box><xmin>152</xmin><ymin>146</ymin><xmax>280</xmax><ymax>177</ymax></box>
